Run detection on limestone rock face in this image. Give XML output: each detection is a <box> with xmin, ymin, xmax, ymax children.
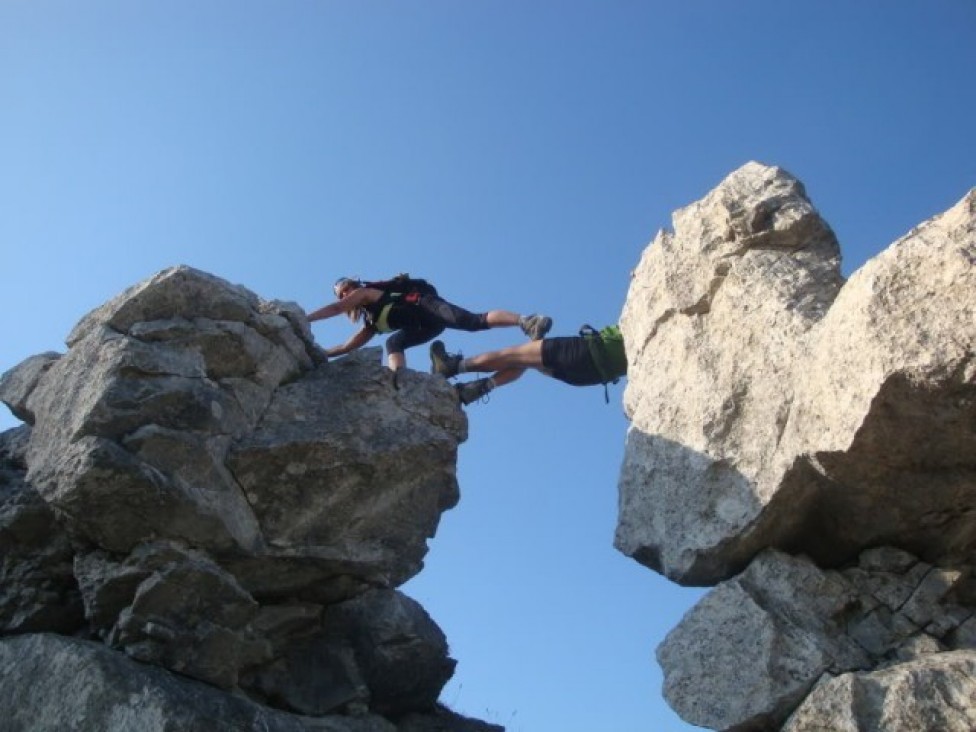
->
<box><xmin>617</xmin><ymin>163</ymin><xmax>845</xmax><ymax>584</ymax></box>
<box><xmin>771</xmin><ymin>192</ymin><xmax>976</xmax><ymax>569</ymax></box>
<box><xmin>618</xmin><ymin>165</ymin><xmax>975</xmax><ymax>585</ymax></box>
<box><xmin>227</xmin><ymin>351</ymin><xmax>463</xmax><ymax>592</ymax></box>
<box><xmin>0</xmin><ymin>266</ymin><xmax>485</xmax><ymax>731</ymax></box>
<box><xmin>0</xmin><ymin>427</ymin><xmax>82</xmax><ymax>634</ymax></box>
<box><xmin>618</xmin><ymin>164</ymin><xmax>976</xmax><ymax>730</ymax></box>
<box><xmin>0</xmin><ymin>633</ymin><xmax>397</xmax><ymax>732</ymax></box>
<box><xmin>783</xmin><ymin>651</ymin><xmax>976</xmax><ymax>732</ymax></box>
<box><xmin>244</xmin><ymin>589</ymin><xmax>455</xmax><ymax>718</ymax></box>
<box><xmin>658</xmin><ymin>548</ymin><xmax>976</xmax><ymax>730</ymax></box>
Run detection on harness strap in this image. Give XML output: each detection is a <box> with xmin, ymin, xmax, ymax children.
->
<box><xmin>375</xmin><ymin>302</ymin><xmax>395</xmax><ymax>333</ymax></box>
<box><xmin>369</xmin><ymin>291</ymin><xmax>428</xmax><ymax>333</ymax></box>
<box><xmin>581</xmin><ymin>324</ymin><xmax>615</xmax><ymax>404</ymax></box>
<box><xmin>580</xmin><ymin>325</ymin><xmax>615</xmax><ymax>382</ymax></box>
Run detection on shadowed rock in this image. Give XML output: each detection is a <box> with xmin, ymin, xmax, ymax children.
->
<box><xmin>0</xmin><ymin>265</ymin><xmax>481</xmax><ymax>730</ymax></box>
<box><xmin>617</xmin><ymin>163</ymin><xmax>845</xmax><ymax>585</ymax></box>
<box><xmin>618</xmin><ymin>165</ymin><xmax>976</xmax><ymax>730</ymax></box>
<box><xmin>783</xmin><ymin>651</ymin><xmax>976</xmax><ymax>732</ymax></box>
<box><xmin>246</xmin><ymin>589</ymin><xmax>455</xmax><ymax>718</ymax></box>
<box><xmin>618</xmin><ymin>164</ymin><xmax>975</xmax><ymax>585</ymax></box>
<box><xmin>0</xmin><ymin>633</ymin><xmax>397</xmax><ymax>732</ymax></box>
<box><xmin>0</xmin><ymin>426</ymin><xmax>82</xmax><ymax>634</ymax></box>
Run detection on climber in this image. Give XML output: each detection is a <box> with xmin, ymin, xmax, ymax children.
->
<box><xmin>429</xmin><ymin>324</ymin><xmax>627</xmax><ymax>406</ymax></box>
<box><xmin>306</xmin><ymin>275</ymin><xmax>552</xmax><ymax>382</ymax></box>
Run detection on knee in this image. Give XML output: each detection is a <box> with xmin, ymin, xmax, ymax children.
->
<box><xmin>462</xmin><ymin>313</ymin><xmax>490</xmax><ymax>331</ymax></box>
<box><xmin>386</xmin><ymin>334</ymin><xmax>406</xmax><ymax>356</ymax></box>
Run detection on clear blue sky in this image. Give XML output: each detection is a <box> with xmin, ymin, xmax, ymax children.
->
<box><xmin>2</xmin><ymin>3</ymin><xmax>973</xmax><ymax>730</ymax></box>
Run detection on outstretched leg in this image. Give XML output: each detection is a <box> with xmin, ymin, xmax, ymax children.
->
<box><xmin>386</xmin><ymin>323</ymin><xmax>446</xmax><ymax>372</ymax></box>
<box><xmin>388</xmin><ymin>351</ymin><xmax>406</xmax><ymax>371</ymax></box>
<box><xmin>462</xmin><ymin>340</ymin><xmax>545</xmax><ymax>373</ymax></box>
<box><xmin>419</xmin><ymin>297</ymin><xmax>551</xmax><ymax>340</ymax></box>
<box><xmin>431</xmin><ymin>340</ymin><xmax>544</xmax><ymax>378</ymax></box>
<box><xmin>455</xmin><ymin>367</ymin><xmax>527</xmax><ymax>405</ymax></box>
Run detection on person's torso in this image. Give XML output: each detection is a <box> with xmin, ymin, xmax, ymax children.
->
<box><xmin>361</xmin><ymin>286</ymin><xmax>430</xmax><ymax>332</ymax></box>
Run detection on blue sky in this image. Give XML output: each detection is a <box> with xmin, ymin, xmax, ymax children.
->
<box><xmin>2</xmin><ymin>3</ymin><xmax>974</xmax><ymax>730</ymax></box>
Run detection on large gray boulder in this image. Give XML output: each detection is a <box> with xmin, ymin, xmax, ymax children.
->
<box><xmin>657</xmin><ymin>550</ymin><xmax>867</xmax><ymax>730</ymax></box>
<box><xmin>246</xmin><ymin>589</ymin><xmax>455</xmax><ymax>718</ymax></box>
<box><xmin>658</xmin><ymin>547</ymin><xmax>976</xmax><ymax>730</ymax></box>
<box><xmin>616</xmin><ymin>162</ymin><xmax>844</xmax><ymax>584</ymax></box>
<box><xmin>769</xmin><ymin>189</ymin><xmax>976</xmax><ymax>569</ymax></box>
<box><xmin>0</xmin><ymin>266</ymin><xmax>480</xmax><ymax>729</ymax></box>
<box><xmin>0</xmin><ymin>633</ymin><xmax>397</xmax><ymax>732</ymax></box>
<box><xmin>0</xmin><ymin>265</ymin><xmax>465</xmax><ymax>590</ymax></box>
<box><xmin>783</xmin><ymin>651</ymin><xmax>976</xmax><ymax>732</ymax></box>
<box><xmin>226</xmin><ymin>350</ymin><xmax>464</xmax><ymax>593</ymax></box>
<box><xmin>618</xmin><ymin>166</ymin><xmax>976</xmax><ymax>729</ymax></box>
<box><xmin>617</xmin><ymin>164</ymin><xmax>976</xmax><ymax>585</ymax></box>
<box><xmin>0</xmin><ymin>426</ymin><xmax>82</xmax><ymax>634</ymax></box>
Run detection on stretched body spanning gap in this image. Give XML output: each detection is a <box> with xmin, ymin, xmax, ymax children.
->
<box><xmin>306</xmin><ymin>275</ymin><xmax>552</xmax><ymax>379</ymax></box>
<box><xmin>430</xmin><ymin>325</ymin><xmax>627</xmax><ymax>405</ymax></box>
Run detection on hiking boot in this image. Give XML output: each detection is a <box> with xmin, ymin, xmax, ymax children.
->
<box><xmin>520</xmin><ymin>314</ymin><xmax>552</xmax><ymax>341</ymax></box>
<box><xmin>429</xmin><ymin>340</ymin><xmax>462</xmax><ymax>378</ymax></box>
<box><xmin>456</xmin><ymin>378</ymin><xmax>493</xmax><ymax>406</ymax></box>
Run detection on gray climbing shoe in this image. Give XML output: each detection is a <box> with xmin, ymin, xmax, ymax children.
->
<box><xmin>520</xmin><ymin>314</ymin><xmax>552</xmax><ymax>341</ymax></box>
<box><xmin>456</xmin><ymin>378</ymin><xmax>493</xmax><ymax>406</ymax></box>
<box><xmin>430</xmin><ymin>340</ymin><xmax>462</xmax><ymax>378</ymax></box>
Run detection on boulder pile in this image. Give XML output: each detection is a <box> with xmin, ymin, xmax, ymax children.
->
<box><xmin>0</xmin><ymin>266</ymin><xmax>498</xmax><ymax>732</ymax></box>
<box><xmin>618</xmin><ymin>163</ymin><xmax>976</xmax><ymax>730</ymax></box>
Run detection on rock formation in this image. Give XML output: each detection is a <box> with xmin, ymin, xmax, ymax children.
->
<box><xmin>5</xmin><ymin>165</ymin><xmax>972</xmax><ymax>732</ymax></box>
<box><xmin>0</xmin><ymin>266</ymin><xmax>500</xmax><ymax>732</ymax></box>
<box><xmin>618</xmin><ymin>163</ymin><xmax>976</xmax><ymax>730</ymax></box>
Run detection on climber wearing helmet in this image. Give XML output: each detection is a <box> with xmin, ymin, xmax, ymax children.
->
<box><xmin>306</xmin><ymin>274</ymin><xmax>552</xmax><ymax>380</ymax></box>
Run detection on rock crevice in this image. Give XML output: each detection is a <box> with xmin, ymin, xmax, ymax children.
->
<box><xmin>619</xmin><ymin>163</ymin><xmax>976</xmax><ymax>730</ymax></box>
<box><xmin>0</xmin><ymin>266</ymin><xmax>496</xmax><ymax>732</ymax></box>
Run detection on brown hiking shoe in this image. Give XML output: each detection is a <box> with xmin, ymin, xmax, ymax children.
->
<box><xmin>429</xmin><ymin>340</ymin><xmax>462</xmax><ymax>378</ymax></box>
<box><xmin>520</xmin><ymin>314</ymin><xmax>552</xmax><ymax>341</ymax></box>
<box><xmin>455</xmin><ymin>378</ymin><xmax>493</xmax><ymax>406</ymax></box>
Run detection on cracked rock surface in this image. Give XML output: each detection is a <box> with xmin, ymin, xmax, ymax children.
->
<box><xmin>617</xmin><ymin>163</ymin><xmax>976</xmax><ymax>730</ymax></box>
<box><xmin>0</xmin><ymin>266</ymin><xmax>495</xmax><ymax>732</ymax></box>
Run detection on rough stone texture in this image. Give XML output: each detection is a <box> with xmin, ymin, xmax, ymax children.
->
<box><xmin>0</xmin><ymin>265</ymin><xmax>465</xmax><ymax>590</ymax></box>
<box><xmin>321</xmin><ymin>589</ymin><xmax>456</xmax><ymax>717</ymax></box>
<box><xmin>783</xmin><ymin>651</ymin><xmax>976</xmax><ymax>732</ymax></box>
<box><xmin>657</xmin><ymin>550</ymin><xmax>869</xmax><ymax>730</ymax></box>
<box><xmin>245</xmin><ymin>590</ymin><xmax>454</xmax><ymax>718</ymax></box>
<box><xmin>397</xmin><ymin>706</ymin><xmax>505</xmax><ymax>732</ymax></box>
<box><xmin>617</xmin><ymin>165</ymin><xmax>976</xmax><ymax>730</ymax></box>
<box><xmin>660</xmin><ymin>547</ymin><xmax>976</xmax><ymax>730</ymax></box>
<box><xmin>227</xmin><ymin>350</ymin><xmax>464</xmax><ymax>593</ymax></box>
<box><xmin>617</xmin><ymin>162</ymin><xmax>844</xmax><ymax>585</ymax></box>
<box><xmin>0</xmin><ymin>266</ymin><xmax>485</xmax><ymax>730</ymax></box>
<box><xmin>106</xmin><ymin>545</ymin><xmax>272</xmax><ymax>689</ymax></box>
<box><xmin>0</xmin><ymin>353</ymin><xmax>59</xmax><ymax>423</ymax></box>
<box><xmin>0</xmin><ymin>426</ymin><xmax>82</xmax><ymax>634</ymax></box>
<box><xmin>769</xmin><ymin>189</ymin><xmax>976</xmax><ymax>571</ymax></box>
<box><xmin>0</xmin><ymin>633</ymin><xmax>397</xmax><ymax>732</ymax></box>
<box><xmin>617</xmin><ymin>164</ymin><xmax>975</xmax><ymax>586</ymax></box>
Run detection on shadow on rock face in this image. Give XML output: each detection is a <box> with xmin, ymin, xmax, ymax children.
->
<box><xmin>0</xmin><ymin>265</ymin><xmax>479</xmax><ymax>730</ymax></box>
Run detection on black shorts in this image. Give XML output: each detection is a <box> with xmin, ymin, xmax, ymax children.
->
<box><xmin>384</xmin><ymin>295</ymin><xmax>490</xmax><ymax>355</ymax></box>
<box><xmin>541</xmin><ymin>336</ymin><xmax>603</xmax><ymax>387</ymax></box>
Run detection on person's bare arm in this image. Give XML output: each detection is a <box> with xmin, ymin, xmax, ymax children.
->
<box><xmin>324</xmin><ymin>326</ymin><xmax>375</xmax><ymax>358</ymax></box>
<box><xmin>307</xmin><ymin>287</ymin><xmax>375</xmax><ymax>322</ymax></box>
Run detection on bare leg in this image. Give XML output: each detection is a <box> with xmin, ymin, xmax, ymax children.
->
<box><xmin>462</xmin><ymin>340</ymin><xmax>544</xmax><ymax>373</ymax></box>
<box><xmin>491</xmin><ymin>367</ymin><xmax>527</xmax><ymax>387</ymax></box>
<box><xmin>484</xmin><ymin>310</ymin><xmax>521</xmax><ymax>327</ymax></box>
<box><xmin>387</xmin><ymin>352</ymin><xmax>406</xmax><ymax>371</ymax></box>
<box><xmin>483</xmin><ymin>310</ymin><xmax>551</xmax><ymax>340</ymax></box>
